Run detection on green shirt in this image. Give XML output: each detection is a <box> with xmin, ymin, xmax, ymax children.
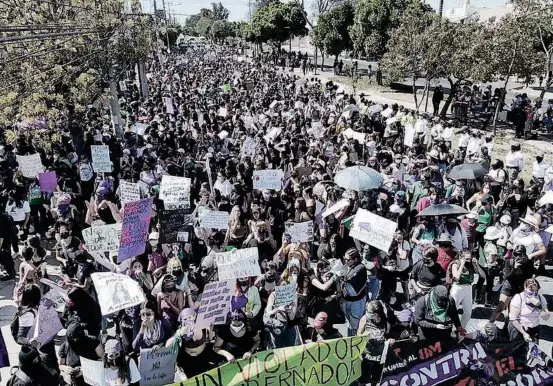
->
<box><xmin>409</xmin><ymin>181</ymin><xmax>428</xmax><ymax>211</ymax></box>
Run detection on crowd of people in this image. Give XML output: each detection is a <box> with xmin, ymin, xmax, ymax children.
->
<box><xmin>1</xmin><ymin>44</ymin><xmax>553</xmax><ymax>386</ymax></box>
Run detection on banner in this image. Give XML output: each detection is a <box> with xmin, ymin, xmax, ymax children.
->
<box><xmin>91</xmin><ymin>272</ymin><xmax>146</xmax><ymax>315</ymax></box>
<box><xmin>195</xmin><ymin>280</ymin><xmax>234</xmax><ymax>329</ymax></box>
<box><xmin>39</xmin><ymin>171</ymin><xmax>57</xmax><ymax>193</ymax></box>
<box><xmin>175</xmin><ymin>336</ymin><xmax>367</xmax><ymax>386</ymax></box>
<box><xmin>274</xmin><ymin>282</ymin><xmax>297</xmax><ymax>308</ymax></box>
<box><xmin>253</xmin><ymin>169</ymin><xmax>284</xmax><ymax>191</ymax></box>
<box><xmin>200</xmin><ymin>210</ymin><xmax>229</xmax><ymax>230</ymax></box>
<box><xmin>285</xmin><ymin>221</ymin><xmax>314</xmax><ymax>243</ymax></box>
<box><xmin>139</xmin><ymin>347</ymin><xmax>177</xmax><ymax>386</ymax></box>
<box><xmin>349</xmin><ymin>208</ymin><xmax>397</xmax><ymax>252</ymax></box>
<box><xmin>119</xmin><ymin>180</ymin><xmax>141</xmax><ymax>206</ymax></box>
<box><xmin>159</xmin><ymin>209</ymin><xmax>188</xmax><ymax>243</ymax></box>
<box><xmin>17</xmin><ymin>153</ymin><xmax>44</xmax><ymax>178</ymax></box>
<box><xmin>159</xmin><ymin>175</ymin><xmax>191</xmax><ymax>209</ymax></box>
<box><xmin>91</xmin><ymin>145</ymin><xmax>112</xmax><ymax>173</ymax></box>
<box><xmin>33</xmin><ymin>292</ymin><xmax>64</xmax><ymax>348</ymax></box>
<box><xmin>215</xmin><ymin>248</ymin><xmax>261</xmax><ymax>280</ymax></box>
<box><xmin>119</xmin><ymin>198</ymin><xmax>152</xmax><ymax>262</ymax></box>
<box><xmin>80</xmin><ymin>357</ymin><xmax>105</xmax><ymax>386</ymax></box>
<box><xmin>82</xmin><ymin>223</ymin><xmax>122</xmax><ymax>253</ymax></box>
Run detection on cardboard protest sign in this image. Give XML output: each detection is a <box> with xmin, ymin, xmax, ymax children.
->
<box><xmin>91</xmin><ymin>272</ymin><xmax>146</xmax><ymax>315</ymax></box>
<box><xmin>253</xmin><ymin>169</ymin><xmax>284</xmax><ymax>191</ymax></box>
<box><xmin>321</xmin><ymin>198</ymin><xmax>350</xmax><ymax>218</ymax></box>
<box><xmin>175</xmin><ymin>336</ymin><xmax>367</xmax><ymax>386</ymax></box>
<box><xmin>33</xmin><ymin>292</ymin><xmax>64</xmax><ymax>348</ymax></box>
<box><xmin>349</xmin><ymin>208</ymin><xmax>397</xmax><ymax>252</ymax></box>
<box><xmin>118</xmin><ymin>198</ymin><xmax>152</xmax><ymax>262</ymax></box>
<box><xmin>80</xmin><ymin>357</ymin><xmax>106</xmax><ymax>386</ymax></box>
<box><xmin>199</xmin><ymin>210</ymin><xmax>229</xmax><ymax>230</ymax></box>
<box><xmin>82</xmin><ymin>223</ymin><xmax>122</xmax><ymax>253</ymax></box>
<box><xmin>139</xmin><ymin>347</ymin><xmax>177</xmax><ymax>386</ymax></box>
<box><xmin>273</xmin><ymin>282</ymin><xmax>297</xmax><ymax>308</ymax></box>
<box><xmin>159</xmin><ymin>209</ymin><xmax>187</xmax><ymax>243</ymax></box>
<box><xmin>91</xmin><ymin>145</ymin><xmax>112</xmax><ymax>173</ymax></box>
<box><xmin>404</xmin><ymin>122</ymin><xmax>415</xmax><ymax>148</ymax></box>
<box><xmin>284</xmin><ymin>221</ymin><xmax>314</xmax><ymax>243</ymax></box>
<box><xmin>17</xmin><ymin>153</ymin><xmax>44</xmax><ymax>178</ymax></box>
<box><xmin>119</xmin><ymin>180</ymin><xmax>141</xmax><ymax>206</ymax></box>
<box><xmin>215</xmin><ymin>248</ymin><xmax>261</xmax><ymax>280</ymax></box>
<box><xmin>159</xmin><ymin>175</ymin><xmax>191</xmax><ymax>209</ymax></box>
<box><xmin>164</xmin><ymin>97</ymin><xmax>175</xmax><ymax>114</ymax></box>
<box><xmin>39</xmin><ymin>171</ymin><xmax>57</xmax><ymax>193</ymax></box>
<box><xmin>131</xmin><ymin>122</ymin><xmax>148</xmax><ymax>136</ymax></box>
<box><xmin>241</xmin><ymin>137</ymin><xmax>256</xmax><ymax>157</ymax></box>
<box><xmin>195</xmin><ymin>280</ymin><xmax>234</xmax><ymax>329</ymax></box>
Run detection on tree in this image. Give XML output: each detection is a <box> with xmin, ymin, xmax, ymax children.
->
<box><xmin>312</xmin><ymin>1</ymin><xmax>354</xmax><ymax>60</ymax></box>
<box><xmin>309</xmin><ymin>0</ymin><xmax>344</xmax><ymax>21</ymax></box>
<box><xmin>211</xmin><ymin>20</ymin><xmax>232</xmax><ymax>42</ymax></box>
<box><xmin>212</xmin><ymin>2</ymin><xmax>230</xmax><ymax>20</ymax></box>
<box><xmin>251</xmin><ymin>1</ymin><xmax>307</xmax><ymax>48</ymax></box>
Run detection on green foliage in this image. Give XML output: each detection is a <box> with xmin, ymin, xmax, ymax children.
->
<box><xmin>184</xmin><ymin>2</ymin><xmax>231</xmax><ymax>38</ymax></box>
<box><xmin>250</xmin><ymin>1</ymin><xmax>307</xmax><ymax>46</ymax></box>
<box><xmin>312</xmin><ymin>1</ymin><xmax>355</xmax><ymax>58</ymax></box>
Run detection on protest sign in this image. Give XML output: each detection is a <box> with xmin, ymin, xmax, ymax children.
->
<box><xmin>159</xmin><ymin>175</ymin><xmax>191</xmax><ymax>209</ymax></box>
<box><xmin>177</xmin><ymin>231</ymin><xmax>189</xmax><ymax>242</ymax></box>
<box><xmin>321</xmin><ymin>198</ymin><xmax>350</xmax><ymax>218</ymax></box>
<box><xmin>119</xmin><ymin>180</ymin><xmax>141</xmax><ymax>206</ymax></box>
<box><xmin>284</xmin><ymin>221</ymin><xmax>314</xmax><ymax>243</ymax></box>
<box><xmin>342</xmin><ymin>128</ymin><xmax>366</xmax><ymax>144</ymax></box>
<box><xmin>131</xmin><ymin>122</ymin><xmax>148</xmax><ymax>136</ymax></box>
<box><xmin>165</xmin><ymin>97</ymin><xmax>174</xmax><ymax>114</ymax></box>
<box><xmin>0</xmin><ymin>328</ymin><xmax>9</xmax><ymax>368</ymax></box>
<box><xmin>39</xmin><ymin>171</ymin><xmax>57</xmax><ymax>193</ymax></box>
<box><xmin>175</xmin><ymin>336</ymin><xmax>367</xmax><ymax>386</ymax></box>
<box><xmin>89</xmin><ymin>251</ymin><xmax>117</xmax><ymax>272</ymax></box>
<box><xmin>404</xmin><ymin>122</ymin><xmax>415</xmax><ymax>147</ymax></box>
<box><xmin>195</xmin><ymin>280</ymin><xmax>234</xmax><ymax>329</ymax></box>
<box><xmin>39</xmin><ymin>278</ymin><xmax>69</xmax><ymax>312</ymax></box>
<box><xmin>241</xmin><ymin>137</ymin><xmax>256</xmax><ymax>157</ymax></box>
<box><xmin>82</xmin><ymin>223</ymin><xmax>122</xmax><ymax>253</ymax></box>
<box><xmin>295</xmin><ymin>166</ymin><xmax>312</xmax><ymax>177</ymax></box>
<box><xmin>274</xmin><ymin>282</ymin><xmax>297</xmax><ymax>308</ymax></box>
<box><xmin>33</xmin><ymin>291</ymin><xmax>64</xmax><ymax>348</ymax></box>
<box><xmin>200</xmin><ymin>210</ymin><xmax>229</xmax><ymax>230</ymax></box>
<box><xmin>91</xmin><ymin>272</ymin><xmax>146</xmax><ymax>315</ymax></box>
<box><xmin>139</xmin><ymin>347</ymin><xmax>178</xmax><ymax>386</ymax></box>
<box><xmin>118</xmin><ymin>198</ymin><xmax>152</xmax><ymax>262</ymax></box>
<box><xmin>17</xmin><ymin>153</ymin><xmax>44</xmax><ymax>178</ymax></box>
<box><xmin>253</xmin><ymin>169</ymin><xmax>284</xmax><ymax>191</ymax></box>
<box><xmin>350</xmin><ymin>208</ymin><xmax>397</xmax><ymax>252</ymax></box>
<box><xmin>215</xmin><ymin>248</ymin><xmax>261</xmax><ymax>280</ymax></box>
<box><xmin>91</xmin><ymin>145</ymin><xmax>111</xmax><ymax>173</ymax></box>
<box><xmin>80</xmin><ymin>357</ymin><xmax>106</xmax><ymax>386</ymax></box>
<box><xmin>159</xmin><ymin>209</ymin><xmax>189</xmax><ymax>243</ymax></box>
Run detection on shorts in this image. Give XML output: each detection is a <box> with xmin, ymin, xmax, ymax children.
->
<box><xmin>500</xmin><ymin>279</ymin><xmax>516</xmax><ymax>297</ymax></box>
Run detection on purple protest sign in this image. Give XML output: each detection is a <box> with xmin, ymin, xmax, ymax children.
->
<box><xmin>118</xmin><ymin>198</ymin><xmax>153</xmax><ymax>262</ymax></box>
<box><xmin>0</xmin><ymin>326</ymin><xmax>9</xmax><ymax>368</ymax></box>
<box><xmin>39</xmin><ymin>171</ymin><xmax>57</xmax><ymax>193</ymax></box>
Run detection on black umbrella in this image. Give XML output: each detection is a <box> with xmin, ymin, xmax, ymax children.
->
<box><xmin>417</xmin><ymin>204</ymin><xmax>469</xmax><ymax>217</ymax></box>
<box><xmin>448</xmin><ymin>163</ymin><xmax>489</xmax><ymax>180</ymax></box>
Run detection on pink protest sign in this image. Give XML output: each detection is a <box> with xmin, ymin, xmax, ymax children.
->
<box><xmin>118</xmin><ymin>198</ymin><xmax>153</xmax><ymax>262</ymax></box>
<box><xmin>39</xmin><ymin>171</ymin><xmax>57</xmax><ymax>193</ymax></box>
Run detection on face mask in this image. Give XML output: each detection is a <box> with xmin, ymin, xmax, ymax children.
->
<box><xmin>60</xmin><ymin>233</ymin><xmax>69</xmax><ymax>239</ymax></box>
<box><xmin>520</xmin><ymin>223</ymin><xmax>531</xmax><ymax>231</ymax></box>
<box><xmin>149</xmin><ymin>240</ymin><xmax>159</xmax><ymax>247</ymax></box>
<box><xmin>291</xmin><ymin>273</ymin><xmax>298</xmax><ymax>282</ymax></box>
<box><xmin>423</xmin><ymin>258</ymin><xmax>434</xmax><ymax>266</ymax></box>
<box><xmin>173</xmin><ymin>269</ymin><xmax>183</xmax><ymax>277</ymax></box>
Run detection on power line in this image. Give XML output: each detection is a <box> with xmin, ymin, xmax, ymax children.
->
<box><xmin>0</xmin><ymin>30</ymin><xmax>105</xmax><ymax>44</ymax></box>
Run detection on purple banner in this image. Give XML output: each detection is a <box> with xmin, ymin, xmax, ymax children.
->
<box><xmin>0</xmin><ymin>327</ymin><xmax>10</xmax><ymax>368</ymax></box>
<box><xmin>118</xmin><ymin>198</ymin><xmax>153</xmax><ymax>262</ymax></box>
<box><xmin>39</xmin><ymin>171</ymin><xmax>57</xmax><ymax>193</ymax></box>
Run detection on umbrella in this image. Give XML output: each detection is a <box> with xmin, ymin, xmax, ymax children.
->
<box><xmin>417</xmin><ymin>204</ymin><xmax>469</xmax><ymax>217</ymax></box>
<box><xmin>538</xmin><ymin>191</ymin><xmax>553</xmax><ymax>207</ymax></box>
<box><xmin>334</xmin><ymin>166</ymin><xmax>384</xmax><ymax>191</ymax></box>
<box><xmin>448</xmin><ymin>163</ymin><xmax>489</xmax><ymax>180</ymax></box>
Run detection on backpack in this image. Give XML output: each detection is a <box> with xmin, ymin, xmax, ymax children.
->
<box><xmin>7</xmin><ymin>368</ymin><xmax>32</xmax><ymax>386</ymax></box>
<box><xmin>10</xmin><ymin>308</ymin><xmax>36</xmax><ymax>341</ymax></box>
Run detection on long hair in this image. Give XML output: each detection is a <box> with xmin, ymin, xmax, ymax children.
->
<box><xmin>103</xmin><ymin>350</ymin><xmax>131</xmax><ymax>383</ymax></box>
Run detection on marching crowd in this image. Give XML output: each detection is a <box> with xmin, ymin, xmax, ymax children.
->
<box><xmin>2</xmin><ymin>44</ymin><xmax>553</xmax><ymax>386</ymax></box>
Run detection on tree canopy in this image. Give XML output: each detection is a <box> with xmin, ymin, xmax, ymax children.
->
<box><xmin>312</xmin><ymin>1</ymin><xmax>355</xmax><ymax>59</ymax></box>
<box><xmin>250</xmin><ymin>1</ymin><xmax>308</xmax><ymax>47</ymax></box>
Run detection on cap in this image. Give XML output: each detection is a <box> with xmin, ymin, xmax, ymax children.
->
<box><xmin>104</xmin><ymin>339</ymin><xmax>122</xmax><ymax>356</ymax></box>
<box><xmin>313</xmin><ymin>312</ymin><xmax>328</xmax><ymax>329</ymax></box>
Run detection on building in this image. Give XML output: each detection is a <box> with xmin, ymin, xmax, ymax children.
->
<box><xmin>443</xmin><ymin>0</ymin><xmax>515</xmax><ymax>23</ymax></box>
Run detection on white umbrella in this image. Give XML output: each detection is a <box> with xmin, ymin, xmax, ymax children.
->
<box><xmin>539</xmin><ymin>191</ymin><xmax>553</xmax><ymax>207</ymax></box>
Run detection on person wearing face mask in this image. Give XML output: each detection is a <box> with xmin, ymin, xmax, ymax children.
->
<box><xmin>255</xmin><ymin>261</ymin><xmax>279</xmax><ymax>304</ymax></box>
<box><xmin>508</xmin><ymin>278</ymin><xmax>549</xmax><ymax>342</ymax></box>
<box><xmin>13</xmin><ymin>242</ymin><xmax>47</xmax><ymax>306</ymax></box>
<box><xmin>486</xmin><ymin>159</ymin><xmax>506</xmax><ymax>203</ymax></box>
<box><xmin>460</xmin><ymin>212</ymin><xmax>478</xmax><ymax>250</ymax></box>
<box><xmin>232</xmin><ymin>277</ymin><xmax>262</xmax><ymax>328</ymax></box>
<box><xmin>510</xmin><ymin>212</ymin><xmax>547</xmax><ymax>275</ymax></box>
<box><xmin>129</xmin><ymin>260</ymin><xmax>154</xmax><ymax>293</ymax></box>
<box><xmin>245</xmin><ymin>220</ymin><xmax>277</xmax><ymax>262</ymax></box>
<box><xmin>340</xmin><ymin>248</ymin><xmax>367</xmax><ymax>337</ymax></box>
<box><xmin>147</xmin><ymin>232</ymin><xmax>167</xmax><ymax>280</ymax></box>
<box><xmin>410</xmin><ymin>247</ymin><xmax>446</xmax><ymax>299</ymax></box>
<box><xmin>407</xmin><ymin>171</ymin><xmax>431</xmax><ymax>215</ymax></box>
<box><xmin>133</xmin><ymin>301</ymin><xmax>173</xmax><ymax>352</ymax></box>
<box><xmin>441</xmin><ymin>215</ymin><xmax>469</xmax><ymax>252</ymax></box>
<box><xmin>415</xmin><ymin>285</ymin><xmax>464</xmax><ymax>341</ymax></box>
<box><xmin>308</xmin><ymin>259</ymin><xmax>344</xmax><ymax>324</ymax></box>
<box><xmin>214</xmin><ymin>310</ymin><xmax>261</xmax><ymax>363</ymax></box>
<box><xmin>7</xmin><ymin>345</ymin><xmax>60</xmax><ymax>386</ymax></box>
<box><xmin>410</xmin><ymin>217</ymin><xmax>438</xmax><ymax>265</ymax></box>
<box><xmin>54</xmin><ymin>223</ymin><xmax>81</xmax><ymax>275</ymax></box>
<box><xmin>157</xmin><ymin>275</ymin><xmax>186</xmax><ymax>328</ymax></box>
<box><xmin>103</xmin><ymin>339</ymin><xmax>141</xmax><ymax>386</ymax></box>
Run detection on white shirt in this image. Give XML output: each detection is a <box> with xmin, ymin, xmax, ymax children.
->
<box><xmin>510</xmin><ymin>228</ymin><xmax>542</xmax><ymax>255</ymax></box>
<box><xmin>515</xmin><ymin>151</ymin><xmax>524</xmax><ymax>169</ymax></box>
<box><xmin>414</xmin><ymin>119</ymin><xmax>427</xmax><ymax>135</ymax></box>
<box><xmin>458</xmin><ymin>133</ymin><xmax>470</xmax><ymax>148</ymax></box>
<box><xmin>441</xmin><ymin>127</ymin><xmax>454</xmax><ymax>141</ymax></box>
<box><xmin>533</xmin><ymin>161</ymin><xmax>549</xmax><ymax>178</ymax></box>
<box><xmin>6</xmin><ymin>201</ymin><xmax>30</xmax><ymax>222</ymax></box>
<box><xmin>104</xmin><ymin>358</ymin><xmax>141</xmax><ymax>386</ymax></box>
<box><xmin>505</xmin><ymin>151</ymin><xmax>519</xmax><ymax>168</ymax></box>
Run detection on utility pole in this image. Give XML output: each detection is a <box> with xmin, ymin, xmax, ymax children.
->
<box><xmin>109</xmin><ymin>67</ymin><xmax>123</xmax><ymax>138</ymax></box>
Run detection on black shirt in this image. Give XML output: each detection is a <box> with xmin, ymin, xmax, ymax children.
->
<box><xmin>411</xmin><ymin>260</ymin><xmax>446</xmax><ymax>288</ymax></box>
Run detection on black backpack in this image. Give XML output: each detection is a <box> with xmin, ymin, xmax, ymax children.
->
<box><xmin>10</xmin><ymin>308</ymin><xmax>36</xmax><ymax>341</ymax></box>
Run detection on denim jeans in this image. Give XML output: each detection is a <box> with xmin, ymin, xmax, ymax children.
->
<box><xmin>367</xmin><ymin>276</ymin><xmax>380</xmax><ymax>301</ymax></box>
<box><xmin>342</xmin><ymin>297</ymin><xmax>366</xmax><ymax>336</ymax></box>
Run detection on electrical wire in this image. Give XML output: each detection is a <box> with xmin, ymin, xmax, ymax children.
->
<box><xmin>0</xmin><ymin>30</ymin><xmax>105</xmax><ymax>44</ymax></box>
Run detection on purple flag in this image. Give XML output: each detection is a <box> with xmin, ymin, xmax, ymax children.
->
<box><xmin>39</xmin><ymin>171</ymin><xmax>57</xmax><ymax>193</ymax></box>
<box><xmin>118</xmin><ymin>198</ymin><xmax>153</xmax><ymax>262</ymax></box>
<box><xmin>0</xmin><ymin>327</ymin><xmax>10</xmax><ymax>368</ymax></box>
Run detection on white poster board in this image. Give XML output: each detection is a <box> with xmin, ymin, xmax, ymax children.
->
<box><xmin>91</xmin><ymin>272</ymin><xmax>146</xmax><ymax>315</ymax></box>
<box><xmin>164</xmin><ymin>97</ymin><xmax>174</xmax><ymax>114</ymax></box>
<box><xmin>91</xmin><ymin>145</ymin><xmax>112</xmax><ymax>173</ymax></box>
<box><xmin>321</xmin><ymin>199</ymin><xmax>350</xmax><ymax>218</ymax></box>
<box><xmin>17</xmin><ymin>153</ymin><xmax>44</xmax><ymax>178</ymax></box>
<box><xmin>159</xmin><ymin>175</ymin><xmax>191</xmax><ymax>209</ymax></box>
<box><xmin>404</xmin><ymin>122</ymin><xmax>415</xmax><ymax>148</ymax></box>
<box><xmin>349</xmin><ymin>208</ymin><xmax>398</xmax><ymax>252</ymax></box>
<box><xmin>284</xmin><ymin>221</ymin><xmax>314</xmax><ymax>243</ymax></box>
<box><xmin>139</xmin><ymin>347</ymin><xmax>177</xmax><ymax>386</ymax></box>
<box><xmin>253</xmin><ymin>169</ymin><xmax>284</xmax><ymax>191</ymax></box>
<box><xmin>199</xmin><ymin>210</ymin><xmax>229</xmax><ymax>230</ymax></box>
<box><xmin>241</xmin><ymin>137</ymin><xmax>256</xmax><ymax>157</ymax></box>
<box><xmin>274</xmin><ymin>282</ymin><xmax>297</xmax><ymax>308</ymax></box>
<box><xmin>195</xmin><ymin>280</ymin><xmax>234</xmax><ymax>329</ymax></box>
<box><xmin>80</xmin><ymin>357</ymin><xmax>106</xmax><ymax>386</ymax></box>
<box><xmin>131</xmin><ymin>123</ymin><xmax>148</xmax><ymax>136</ymax></box>
<box><xmin>119</xmin><ymin>181</ymin><xmax>141</xmax><ymax>206</ymax></box>
<box><xmin>215</xmin><ymin>248</ymin><xmax>261</xmax><ymax>280</ymax></box>
<box><xmin>82</xmin><ymin>223</ymin><xmax>123</xmax><ymax>253</ymax></box>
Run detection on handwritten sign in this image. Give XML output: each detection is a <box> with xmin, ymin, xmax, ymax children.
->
<box><xmin>159</xmin><ymin>209</ymin><xmax>187</xmax><ymax>243</ymax></box>
<box><xmin>131</xmin><ymin>123</ymin><xmax>148</xmax><ymax>136</ymax></box>
<box><xmin>119</xmin><ymin>181</ymin><xmax>141</xmax><ymax>206</ymax></box>
<box><xmin>118</xmin><ymin>198</ymin><xmax>152</xmax><ymax>262</ymax></box>
<box><xmin>39</xmin><ymin>278</ymin><xmax>69</xmax><ymax>312</ymax></box>
<box><xmin>253</xmin><ymin>169</ymin><xmax>284</xmax><ymax>191</ymax></box>
<box><xmin>80</xmin><ymin>357</ymin><xmax>106</xmax><ymax>386</ymax></box>
<box><xmin>91</xmin><ymin>145</ymin><xmax>112</xmax><ymax>173</ymax></box>
<box><xmin>199</xmin><ymin>210</ymin><xmax>229</xmax><ymax>230</ymax></box>
<box><xmin>404</xmin><ymin>122</ymin><xmax>415</xmax><ymax>148</ymax></box>
<box><xmin>241</xmin><ymin>137</ymin><xmax>256</xmax><ymax>158</ymax></box>
<box><xmin>17</xmin><ymin>153</ymin><xmax>44</xmax><ymax>178</ymax></box>
<box><xmin>274</xmin><ymin>282</ymin><xmax>297</xmax><ymax>308</ymax></box>
<box><xmin>321</xmin><ymin>198</ymin><xmax>350</xmax><ymax>218</ymax></box>
<box><xmin>349</xmin><ymin>208</ymin><xmax>398</xmax><ymax>252</ymax></box>
<box><xmin>159</xmin><ymin>175</ymin><xmax>191</xmax><ymax>209</ymax></box>
<box><xmin>33</xmin><ymin>292</ymin><xmax>64</xmax><ymax>347</ymax></box>
<box><xmin>91</xmin><ymin>272</ymin><xmax>146</xmax><ymax>315</ymax></box>
<box><xmin>39</xmin><ymin>171</ymin><xmax>57</xmax><ymax>193</ymax></box>
<box><xmin>284</xmin><ymin>221</ymin><xmax>314</xmax><ymax>243</ymax></box>
<box><xmin>139</xmin><ymin>347</ymin><xmax>177</xmax><ymax>386</ymax></box>
<box><xmin>83</xmin><ymin>223</ymin><xmax>122</xmax><ymax>253</ymax></box>
<box><xmin>215</xmin><ymin>248</ymin><xmax>261</xmax><ymax>280</ymax></box>
<box><xmin>165</xmin><ymin>97</ymin><xmax>174</xmax><ymax>114</ymax></box>
<box><xmin>195</xmin><ymin>280</ymin><xmax>234</xmax><ymax>329</ymax></box>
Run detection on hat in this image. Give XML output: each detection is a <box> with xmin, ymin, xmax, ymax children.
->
<box><xmin>428</xmin><ymin>149</ymin><xmax>439</xmax><ymax>159</ymax></box>
<box><xmin>313</xmin><ymin>312</ymin><xmax>328</xmax><ymax>329</ymax></box>
<box><xmin>104</xmin><ymin>339</ymin><xmax>122</xmax><ymax>356</ymax></box>
<box><xmin>435</xmin><ymin>233</ymin><xmax>453</xmax><ymax>244</ymax></box>
<box><xmin>18</xmin><ymin>345</ymin><xmax>39</xmax><ymax>367</ymax></box>
<box><xmin>484</xmin><ymin>226</ymin><xmax>501</xmax><ymax>240</ymax></box>
<box><xmin>499</xmin><ymin>214</ymin><xmax>511</xmax><ymax>225</ymax></box>
<box><xmin>520</xmin><ymin>212</ymin><xmax>541</xmax><ymax>229</ymax></box>
<box><xmin>148</xmin><ymin>232</ymin><xmax>159</xmax><ymax>240</ymax></box>
<box><xmin>466</xmin><ymin>212</ymin><xmax>478</xmax><ymax>220</ymax></box>
<box><xmin>178</xmin><ymin>308</ymin><xmax>196</xmax><ymax>322</ymax></box>
<box><xmin>288</xmin><ymin>258</ymin><xmax>301</xmax><ymax>269</ymax></box>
